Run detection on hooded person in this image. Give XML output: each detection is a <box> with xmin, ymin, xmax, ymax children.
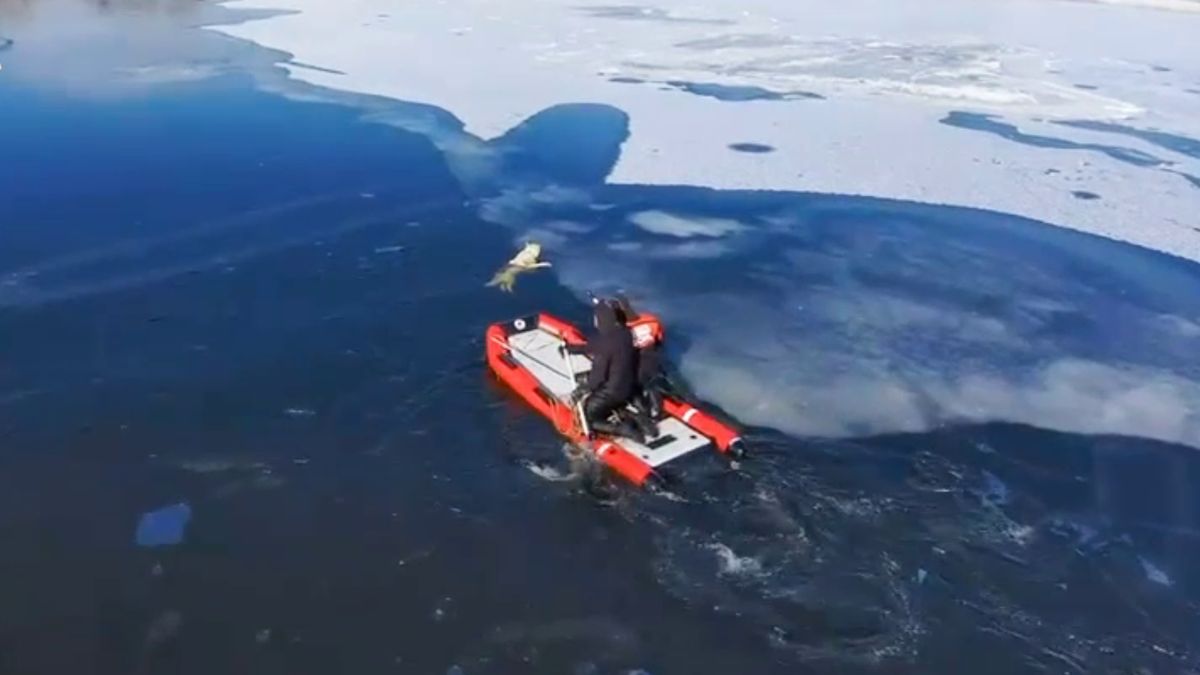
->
<box><xmin>565</xmin><ymin>299</ymin><xmax>644</xmax><ymax>442</ymax></box>
<box><xmin>613</xmin><ymin>294</ymin><xmax>667</xmax><ymax>419</ymax></box>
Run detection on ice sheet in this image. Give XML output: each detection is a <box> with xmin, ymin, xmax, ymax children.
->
<box><xmin>209</xmin><ymin>0</ymin><xmax>1200</xmax><ymax>261</ymax></box>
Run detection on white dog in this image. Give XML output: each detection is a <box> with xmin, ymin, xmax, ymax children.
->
<box><xmin>486</xmin><ymin>241</ymin><xmax>552</xmax><ymax>292</ymax></box>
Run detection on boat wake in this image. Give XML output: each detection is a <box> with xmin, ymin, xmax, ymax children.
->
<box><xmin>623</xmin><ymin>428</ymin><xmax>1200</xmax><ymax>671</ymax></box>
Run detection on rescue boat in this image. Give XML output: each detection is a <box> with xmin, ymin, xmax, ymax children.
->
<box><xmin>486</xmin><ymin>313</ymin><xmax>745</xmax><ymax>486</ymax></box>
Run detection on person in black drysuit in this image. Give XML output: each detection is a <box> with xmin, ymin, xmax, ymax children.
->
<box><xmin>612</xmin><ymin>294</ymin><xmax>667</xmax><ymax>420</ymax></box>
<box><xmin>565</xmin><ymin>300</ymin><xmax>645</xmax><ymax>442</ymax></box>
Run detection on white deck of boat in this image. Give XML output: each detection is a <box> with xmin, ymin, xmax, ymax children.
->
<box><xmin>508</xmin><ymin>328</ymin><xmax>589</xmax><ymax>399</ymax></box>
<box><xmin>506</xmin><ymin>326</ymin><xmax>711</xmax><ymax>468</ymax></box>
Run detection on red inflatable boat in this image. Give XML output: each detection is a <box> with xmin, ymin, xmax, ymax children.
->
<box><xmin>486</xmin><ymin>313</ymin><xmax>744</xmax><ymax>486</ymax></box>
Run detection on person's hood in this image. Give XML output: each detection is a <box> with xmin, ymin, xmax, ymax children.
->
<box><xmin>594</xmin><ymin>300</ymin><xmax>622</xmax><ymax>333</ymax></box>
<box><xmin>613</xmin><ymin>294</ymin><xmax>637</xmax><ymax>321</ymax></box>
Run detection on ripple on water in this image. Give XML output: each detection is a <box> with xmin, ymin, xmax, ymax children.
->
<box><xmin>633</xmin><ymin>427</ymin><xmax>1199</xmax><ymax>672</ymax></box>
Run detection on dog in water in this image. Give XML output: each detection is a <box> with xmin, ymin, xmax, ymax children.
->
<box><xmin>486</xmin><ymin>241</ymin><xmax>551</xmax><ymax>293</ymax></box>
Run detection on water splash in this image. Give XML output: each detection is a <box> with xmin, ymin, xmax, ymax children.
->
<box><xmin>707</xmin><ymin>542</ymin><xmax>763</xmax><ymax>577</ymax></box>
<box><xmin>522</xmin><ymin>459</ymin><xmax>576</xmax><ymax>482</ymax></box>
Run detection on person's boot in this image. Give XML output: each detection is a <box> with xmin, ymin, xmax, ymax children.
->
<box><xmin>589</xmin><ymin>418</ymin><xmax>623</xmax><ymax>439</ymax></box>
<box><xmin>592</xmin><ymin>417</ymin><xmax>645</xmax><ymax>444</ymax></box>
<box><xmin>647</xmin><ymin>387</ymin><xmax>664</xmax><ymax>420</ymax></box>
<box><xmin>629</xmin><ymin>405</ymin><xmax>658</xmax><ymax>440</ymax></box>
<box><xmin>618</xmin><ymin>418</ymin><xmax>647</xmax><ymax>445</ymax></box>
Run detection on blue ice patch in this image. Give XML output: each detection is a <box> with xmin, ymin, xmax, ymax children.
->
<box><xmin>135</xmin><ymin>502</ymin><xmax>192</xmax><ymax>547</ymax></box>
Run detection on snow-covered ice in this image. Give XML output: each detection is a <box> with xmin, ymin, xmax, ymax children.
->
<box><xmin>211</xmin><ymin>0</ymin><xmax>1200</xmax><ymax>260</ymax></box>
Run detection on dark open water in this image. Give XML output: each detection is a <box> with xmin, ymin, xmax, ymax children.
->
<box><xmin>1</xmin><ymin>10</ymin><xmax>1199</xmax><ymax>675</ymax></box>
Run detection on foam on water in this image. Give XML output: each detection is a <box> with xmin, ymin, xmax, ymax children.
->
<box><xmin>707</xmin><ymin>542</ymin><xmax>764</xmax><ymax>577</ymax></box>
<box><xmin>522</xmin><ymin>460</ymin><xmax>576</xmax><ymax>482</ymax></box>
<box><xmin>651</xmin><ymin>487</ymin><xmax>690</xmax><ymax>503</ymax></box>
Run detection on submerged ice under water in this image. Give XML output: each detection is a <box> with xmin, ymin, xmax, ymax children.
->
<box><xmin>0</xmin><ymin>7</ymin><xmax>1198</xmax><ymax>675</ymax></box>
